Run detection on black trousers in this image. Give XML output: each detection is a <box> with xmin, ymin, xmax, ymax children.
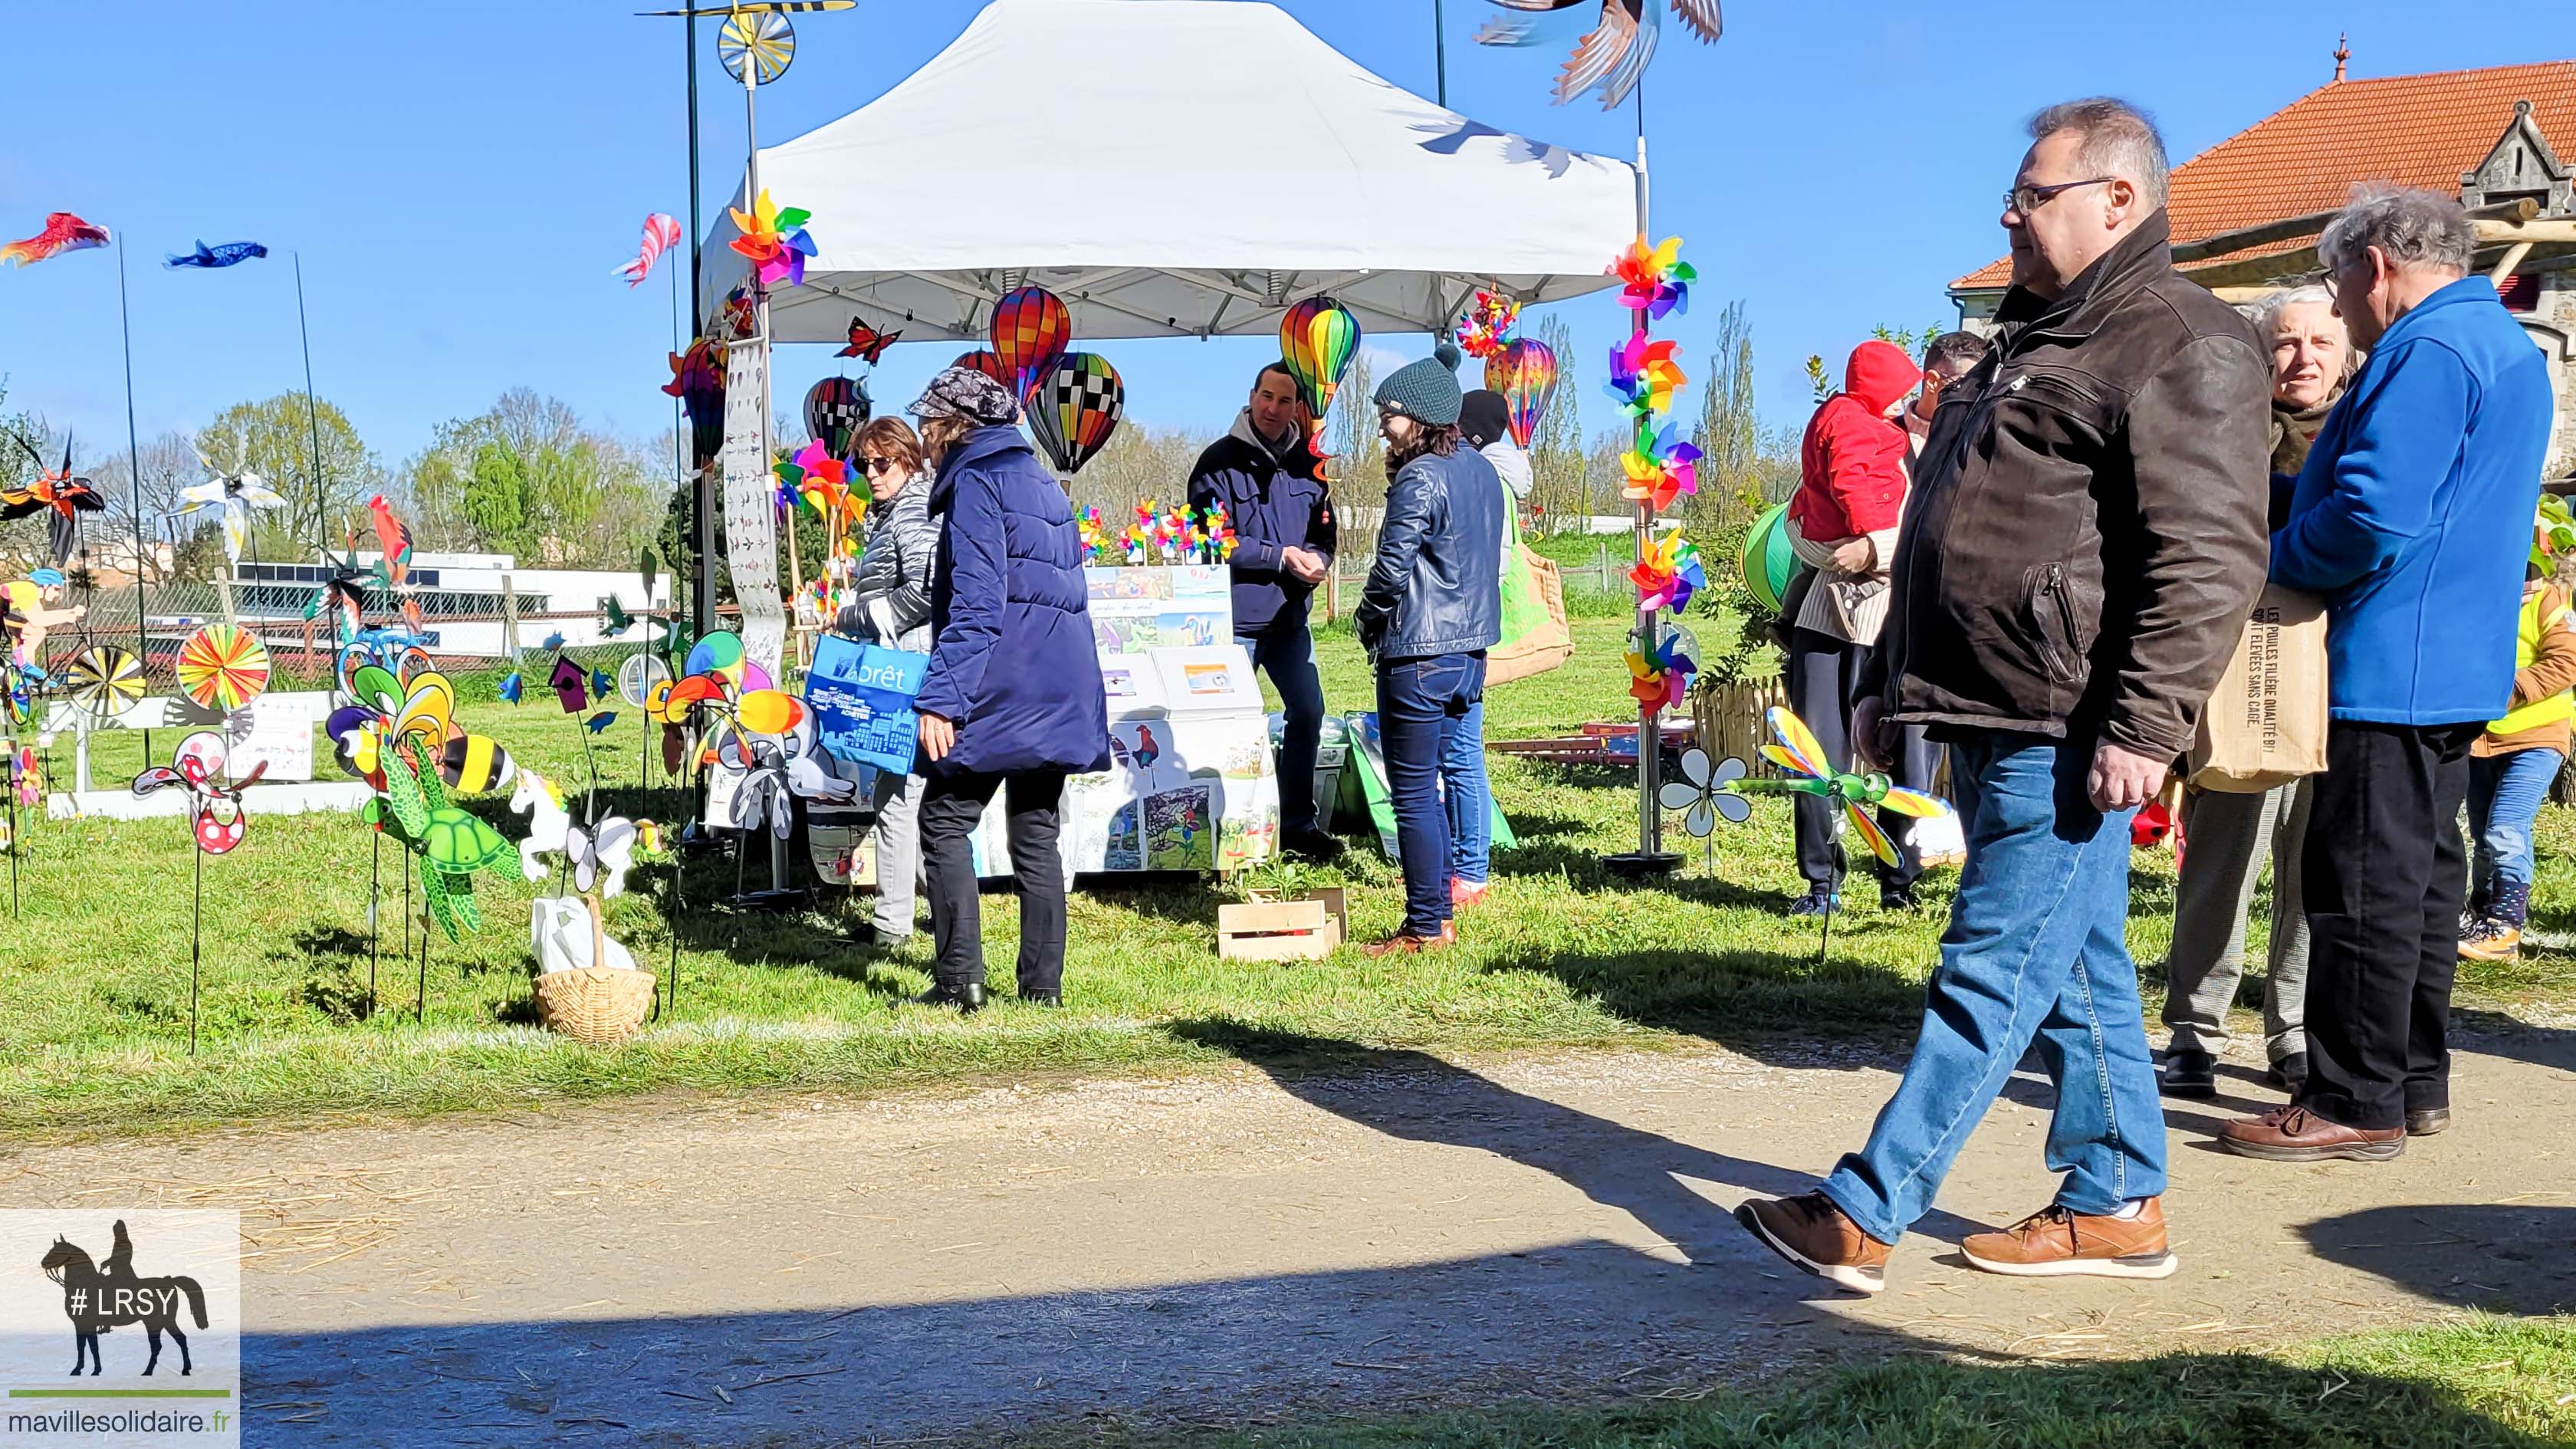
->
<box><xmin>918</xmin><ymin>767</ymin><xmax>1071</xmax><ymax>996</ymax></box>
<box><xmin>1786</xmin><ymin>626</ymin><xmax>1937</xmax><ymax>892</ymax></box>
<box><xmin>2297</xmin><ymin>719</ymin><xmax>2478</xmax><ymax>1131</ymax></box>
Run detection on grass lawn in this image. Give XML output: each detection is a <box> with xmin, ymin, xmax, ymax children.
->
<box><xmin>4</xmin><ymin>612</ymin><xmax>2574</xmax><ymax>1135</ymax></box>
<box><xmin>1047</xmin><ymin>1317</ymin><xmax>2576</xmax><ymax>1448</ymax></box>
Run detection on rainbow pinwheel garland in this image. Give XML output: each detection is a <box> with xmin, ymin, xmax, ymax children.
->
<box><xmin>1076</xmin><ymin>502</ymin><xmax>1237</xmax><ymax>566</ymax></box>
<box><xmin>1615</xmin><ymin>236</ymin><xmax>1696</xmax><ymax>322</ymax></box>
<box><xmin>1629</xmin><ymin>531</ymin><xmax>1706</xmax><ymax>614</ymax></box>
<box><xmin>728</xmin><ymin>190</ymin><xmax>817</xmax><ymax>288</ymax></box>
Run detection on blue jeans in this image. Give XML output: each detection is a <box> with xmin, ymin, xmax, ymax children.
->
<box><xmin>2468</xmin><ymin>748</ymin><xmax>2563</xmax><ymax>900</ymax></box>
<box><xmin>1443</xmin><ymin>697</ymin><xmax>1491</xmax><ymax>885</ymax></box>
<box><xmin>1240</xmin><ymin>621</ymin><xmax>1326</xmax><ymax>835</ymax></box>
<box><xmin>1378</xmin><ymin>652</ymin><xmax>1486</xmax><ymax>935</ymax></box>
<box><xmin>1821</xmin><ymin>731</ymin><xmax>2164</xmax><ymax>1245</ymax></box>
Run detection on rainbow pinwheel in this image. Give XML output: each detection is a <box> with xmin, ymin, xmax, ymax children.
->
<box><xmin>728</xmin><ymin>190</ymin><xmax>817</xmax><ymax>288</ymax></box>
<box><xmin>1614</xmin><ymin>235</ymin><xmax>1695</xmax><ymax>321</ymax></box>
<box><xmin>1629</xmin><ymin>530</ymin><xmax>1706</xmax><ymax>614</ymax></box>
<box><xmin>1606</xmin><ymin>334</ymin><xmax>1685</xmax><ymax>421</ymax></box>
<box><xmin>1454</xmin><ymin>291</ymin><xmax>1522</xmax><ymax>360</ymax></box>
<box><xmin>1625</xmin><ymin>629</ymin><xmax>1697</xmax><ymax>712</ymax></box>
<box><xmin>1622</xmin><ymin>424</ymin><xmax>1702</xmax><ymax>511</ymax></box>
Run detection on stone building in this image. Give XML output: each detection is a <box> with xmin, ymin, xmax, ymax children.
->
<box><xmin>1950</xmin><ymin>52</ymin><xmax>2576</xmax><ymax>475</ymax></box>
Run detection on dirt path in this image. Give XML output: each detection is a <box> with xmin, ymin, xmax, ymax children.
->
<box><xmin>4</xmin><ymin>1028</ymin><xmax>2571</xmax><ymax>1447</ymax></box>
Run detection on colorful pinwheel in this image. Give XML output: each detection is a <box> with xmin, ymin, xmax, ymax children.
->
<box><xmin>1629</xmin><ymin>529</ymin><xmax>1706</xmax><ymax>613</ymax></box>
<box><xmin>1625</xmin><ymin>627</ymin><xmax>1697</xmax><ymax>712</ymax></box>
<box><xmin>1606</xmin><ymin>334</ymin><xmax>1685</xmax><ymax>421</ymax></box>
<box><xmin>728</xmin><ymin>190</ymin><xmax>817</xmax><ymax>288</ymax></box>
<box><xmin>176</xmin><ymin>624</ymin><xmax>271</xmax><ymax>711</ymax></box>
<box><xmin>1614</xmin><ymin>235</ymin><xmax>1695</xmax><ymax>321</ymax></box>
<box><xmin>1454</xmin><ymin>291</ymin><xmax>1522</xmax><ymax>360</ymax></box>
<box><xmin>1622</xmin><ymin>424</ymin><xmax>1702</xmax><ymax>511</ymax></box>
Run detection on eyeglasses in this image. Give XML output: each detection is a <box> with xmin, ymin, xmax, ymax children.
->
<box><xmin>859</xmin><ymin>456</ymin><xmax>898</xmax><ymax>475</ymax></box>
<box><xmin>2003</xmin><ymin>177</ymin><xmax>2114</xmax><ymax>217</ymax></box>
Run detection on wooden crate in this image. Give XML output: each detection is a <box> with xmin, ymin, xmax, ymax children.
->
<box><xmin>1217</xmin><ymin>887</ymin><xmax>1349</xmax><ymax>961</ymax></box>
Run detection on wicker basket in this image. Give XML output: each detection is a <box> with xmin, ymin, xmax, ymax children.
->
<box><xmin>532</xmin><ymin>968</ymin><xmax>658</xmax><ymax>1045</ymax></box>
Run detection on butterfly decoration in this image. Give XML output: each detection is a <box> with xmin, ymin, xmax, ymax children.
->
<box><xmin>0</xmin><ymin>212</ymin><xmax>110</xmax><ymax>268</ymax></box>
<box><xmin>3</xmin><ymin>432</ymin><xmax>108</xmax><ymax>567</ymax></box>
<box><xmin>728</xmin><ymin>189</ymin><xmax>816</xmax><ymax>288</ymax></box>
<box><xmin>837</xmin><ymin>318</ymin><xmax>901</xmax><ymax>363</ymax></box>
<box><xmin>164</xmin><ymin>240</ymin><xmax>268</xmax><ymax>270</ymax></box>
<box><xmin>1722</xmin><ymin>707</ymin><xmax>1953</xmax><ymax>869</ymax></box>
<box><xmin>565</xmin><ymin>812</ymin><xmax>642</xmax><ymax>898</ymax></box>
<box><xmin>175</xmin><ymin>438</ymin><xmax>290</xmax><ymax>567</ymax></box>
<box><xmin>613</xmin><ymin>212</ymin><xmax>682</xmax><ymax>288</ymax></box>
<box><xmin>132</xmin><ymin>731</ymin><xmax>268</xmax><ymax>856</ymax></box>
<box><xmin>1473</xmin><ymin>1</ymin><xmax>1724</xmax><ymax>111</ymax></box>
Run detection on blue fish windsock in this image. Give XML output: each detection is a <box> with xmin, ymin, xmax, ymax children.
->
<box><xmin>164</xmin><ymin>239</ymin><xmax>268</xmax><ymax>269</ymax></box>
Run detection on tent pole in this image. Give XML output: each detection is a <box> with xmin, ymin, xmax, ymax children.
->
<box><xmin>1433</xmin><ymin>0</ymin><xmax>1447</xmax><ymax>107</ymax></box>
<box><xmin>688</xmin><ymin>5</ymin><xmax>717</xmax><ymax>644</ymax></box>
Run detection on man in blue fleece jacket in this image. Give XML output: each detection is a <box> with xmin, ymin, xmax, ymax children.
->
<box><xmin>2220</xmin><ymin>187</ymin><xmax>2555</xmax><ymax>1164</ymax></box>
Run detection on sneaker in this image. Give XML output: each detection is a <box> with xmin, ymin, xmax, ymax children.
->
<box><xmin>1879</xmin><ymin>882</ymin><xmax>1921</xmax><ymax>912</ymax></box>
<box><xmin>1961</xmin><ymin>1200</ymin><xmax>2178</xmax><ymax>1280</ymax></box>
<box><xmin>1450</xmin><ymin>877</ymin><xmax>1490</xmax><ymax>908</ymax></box>
<box><xmin>2266</xmin><ymin>1052</ymin><xmax>2308</xmax><ymax>1093</ymax></box>
<box><xmin>1733</xmin><ymin>1191</ymin><xmax>1889</xmax><ymax>1295</ymax></box>
<box><xmin>2458</xmin><ymin>918</ymin><xmax>2522</xmax><ymax>962</ymax></box>
<box><xmin>1786</xmin><ymin>889</ymin><xmax>1842</xmax><ymax>918</ymax></box>
<box><xmin>2161</xmin><ymin>1049</ymin><xmax>2217</xmax><ymax>1099</ymax></box>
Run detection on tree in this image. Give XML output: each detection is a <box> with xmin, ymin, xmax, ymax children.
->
<box><xmin>1690</xmin><ymin>301</ymin><xmax>1765</xmax><ymax>531</ymax></box>
<box><xmin>89</xmin><ymin>430</ymin><xmax>229</xmax><ymax>585</ymax></box>
<box><xmin>401</xmin><ymin>390</ymin><xmax>670</xmax><ymax>568</ymax></box>
<box><xmin>196</xmin><ymin>393</ymin><xmax>386</xmax><ymax>560</ymax></box>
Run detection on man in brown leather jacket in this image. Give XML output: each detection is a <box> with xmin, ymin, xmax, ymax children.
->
<box><xmin>1738</xmin><ymin>98</ymin><xmax>2271</xmax><ymax>1294</ymax></box>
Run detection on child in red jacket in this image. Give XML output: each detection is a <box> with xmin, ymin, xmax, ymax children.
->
<box><xmin>1781</xmin><ymin>340</ymin><xmax>1925</xmax><ymax>915</ymax></box>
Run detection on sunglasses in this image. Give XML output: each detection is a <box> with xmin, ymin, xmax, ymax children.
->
<box><xmin>2003</xmin><ymin>176</ymin><xmax>2114</xmax><ymax>216</ymax></box>
<box><xmin>859</xmin><ymin>456</ymin><xmax>899</xmax><ymax>475</ymax></box>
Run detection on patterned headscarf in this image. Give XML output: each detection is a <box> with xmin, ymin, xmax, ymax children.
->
<box><xmin>907</xmin><ymin>367</ymin><xmax>1021</xmax><ymax>427</ymax></box>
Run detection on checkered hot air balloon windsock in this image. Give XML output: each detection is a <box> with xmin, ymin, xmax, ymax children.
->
<box><xmin>1027</xmin><ymin>353</ymin><xmax>1125</xmax><ymax>478</ymax></box>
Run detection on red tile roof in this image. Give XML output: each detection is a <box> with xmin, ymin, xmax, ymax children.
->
<box><xmin>1953</xmin><ymin>59</ymin><xmax>2576</xmax><ymax>291</ymax></box>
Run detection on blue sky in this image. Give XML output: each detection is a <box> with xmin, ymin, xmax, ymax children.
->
<box><xmin>5</xmin><ymin>1</ymin><xmax>2571</xmax><ymax>473</ymax></box>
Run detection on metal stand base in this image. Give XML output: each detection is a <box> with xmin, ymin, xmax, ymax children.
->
<box><xmin>721</xmin><ymin>887</ymin><xmax>812</xmax><ymax>914</ymax></box>
<box><xmin>1602</xmin><ymin>851</ymin><xmax>1684</xmax><ymax>879</ymax></box>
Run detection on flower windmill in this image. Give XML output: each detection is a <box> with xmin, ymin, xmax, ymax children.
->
<box><xmin>1658</xmin><ymin>746</ymin><xmax>1749</xmax><ymax>873</ymax></box>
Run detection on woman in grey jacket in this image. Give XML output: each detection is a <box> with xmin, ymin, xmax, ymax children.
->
<box><xmin>835</xmin><ymin>416</ymin><xmax>940</xmax><ymax>947</ymax></box>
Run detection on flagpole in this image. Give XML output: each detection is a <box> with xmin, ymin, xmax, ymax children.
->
<box><xmin>294</xmin><ymin>251</ymin><xmax>329</xmax><ymax>555</ymax></box>
<box><xmin>115</xmin><ymin>239</ymin><xmax>149</xmax><ymax>667</ymax></box>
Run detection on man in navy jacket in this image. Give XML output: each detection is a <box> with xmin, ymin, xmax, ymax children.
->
<box><xmin>2220</xmin><ymin>187</ymin><xmax>2555</xmax><ymax>1162</ymax></box>
<box><xmin>1188</xmin><ymin>363</ymin><xmax>1341</xmax><ymax>859</ymax></box>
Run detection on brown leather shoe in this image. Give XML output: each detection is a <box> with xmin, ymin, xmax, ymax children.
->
<box><xmin>1961</xmin><ymin>1199</ymin><xmax>2178</xmax><ymax>1280</ymax></box>
<box><xmin>2217</xmin><ymin>1104</ymin><xmax>2404</xmax><ymax>1162</ymax></box>
<box><xmin>1361</xmin><ymin>922</ymin><xmax>1456</xmax><ymax>957</ymax></box>
<box><xmin>1733</xmin><ymin>1191</ymin><xmax>1889</xmax><ymax>1295</ymax></box>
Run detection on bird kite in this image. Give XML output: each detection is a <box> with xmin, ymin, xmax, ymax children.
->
<box><xmin>176</xmin><ymin>441</ymin><xmax>289</xmax><ymax>567</ymax></box>
<box><xmin>1</xmin><ymin>212</ymin><xmax>110</xmax><ymax>268</ymax></box>
<box><xmin>367</xmin><ymin>495</ymin><xmax>414</xmax><ymax>586</ymax></box>
<box><xmin>837</xmin><ymin>319</ymin><xmax>901</xmax><ymax>363</ymax></box>
<box><xmin>3</xmin><ymin>432</ymin><xmax>107</xmax><ymax>567</ymax></box>
<box><xmin>1474</xmin><ymin>1</ymin><xmax>1723</xmax><ymax>110</ymax></box>
<box><xmin>613</xmin><ymin>212</ymin><xmax>682</xmax><ymax>288</ymax></box>
<box><xmin>164</xmin><ymin>240</ymin><xmax>268</xmax><ymax>270</ymax></box>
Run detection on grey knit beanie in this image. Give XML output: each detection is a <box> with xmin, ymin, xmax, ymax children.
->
<box><xmin>1372</xmin><ymin>342</ymin><xmax>1464</xmax><ymax>428</ymax></box>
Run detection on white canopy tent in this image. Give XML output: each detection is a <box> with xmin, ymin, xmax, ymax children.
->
<box><xmin>700</xmin><ymin>0</ymin><xmax>1643</xmax><ymax>345</ymax></box>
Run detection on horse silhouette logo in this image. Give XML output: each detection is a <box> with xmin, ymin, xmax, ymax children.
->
<box><xmin>38</xmin><ymin>1221</ymin><xmax>210</xmax><ymax>1376</ymax></box>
